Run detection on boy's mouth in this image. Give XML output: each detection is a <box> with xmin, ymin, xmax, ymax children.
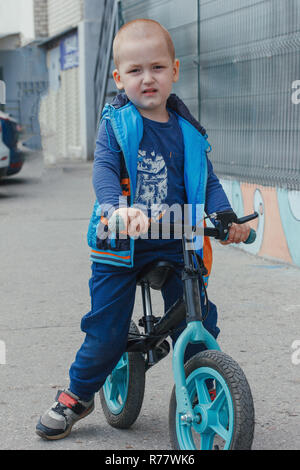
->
<box><xmin>142</xmin><ymin>88</ymin><xmax>157</xmax><ymax>95</ymax></box>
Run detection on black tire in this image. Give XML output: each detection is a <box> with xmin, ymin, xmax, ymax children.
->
<box><xmin>169</xmin><ymin>350</ymin><xmax>255</xmax><ymax>450</ymax></box>
<box><xmin>99</xmin><ymin>321</ymin><xmax>146</xmax><ymax>429</ymax></box>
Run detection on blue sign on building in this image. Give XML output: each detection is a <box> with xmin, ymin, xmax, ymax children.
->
<box><xmin>60</xmin><ymin>32</ymin><xmax>79</xmax><ymax>70</ymax></box>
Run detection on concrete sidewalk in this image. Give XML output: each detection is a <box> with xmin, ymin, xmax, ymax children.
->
<box><xmin>0</xmin><ymin>151</ymin><xmax>299</xmax><ymax>450</ymax></box>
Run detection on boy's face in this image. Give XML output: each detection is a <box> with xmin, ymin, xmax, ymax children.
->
<box><xmin>113</xmin><ymin>33</ymin><xmax>179</xmax><ymax>121</ymax></box>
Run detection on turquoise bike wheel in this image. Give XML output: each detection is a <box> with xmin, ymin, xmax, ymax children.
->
<box><xmin>102</xmin><ymin>353</ymin><xmax>129</xmax><ymax>415</ymax></box>
<box><xmin>169</xmin><ymin>350</ymin><xmax>254</xmax><ymax>450</ymax></box>
<box><xmin>99</xmin><ymin>321</ymin><xmax>145</xmax><ymax>429</ymax></box>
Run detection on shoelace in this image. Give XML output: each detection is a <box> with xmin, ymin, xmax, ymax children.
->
<box><xmin>51</xmin><ymin>402</ymin><xmax>68</xmax><ymax>418</ymax></box>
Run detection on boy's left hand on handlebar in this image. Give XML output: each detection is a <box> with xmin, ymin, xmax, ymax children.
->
<box><xmin>220</xmin><ymin>222</ymin><xmax>251</xmax><ymax>245</ymax></box>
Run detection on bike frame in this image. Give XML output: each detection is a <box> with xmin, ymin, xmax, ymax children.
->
<box><xmin>126</xmin><ymin>230</ymin><xmax>220</xmax><ymax>420</ymax></box>
<box><xmin>104</xmin><ymin>211</ymin><xmax>257</xmax><ymax>447</ymax></box>
<box><xmin>172</xmin><ymin>233</ymin><xmax>220</xmax><ymax>421</ymax></box>
<box><xmin>126</xmin><ymin>211</ymin><xmax>258</xmax><ymax>421</ymax></box>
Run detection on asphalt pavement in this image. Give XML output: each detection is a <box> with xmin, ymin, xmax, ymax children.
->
<box><xmin>0</xmin><ymin>151</ymin><xmax>299</xmax><ymax>450</ymax></box>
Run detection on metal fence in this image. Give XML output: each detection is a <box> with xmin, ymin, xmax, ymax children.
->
<box><xmin>119</xmin><ymin>0</ymin><xmax>300</xmax><ymax>189</ymax></box>
<box><xmin>94</xmin><ymin>0</ymin><xmax>119</xmax><ymax>130</ymax></box>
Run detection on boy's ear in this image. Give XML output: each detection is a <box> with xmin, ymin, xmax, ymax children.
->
<box><xmin>112</xmin><ymin>69</ymin><xmax>124</xmax><ymax>90</ymax></box>
<box><xmin>173</xmin><ymin>59</ymin><xmax>180</xmax><ymax>83</ymax></box>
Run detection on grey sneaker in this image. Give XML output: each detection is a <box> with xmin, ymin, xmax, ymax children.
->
<box><xmin>36</xmin><ymin>389</ymin><xmax>94</xmax><ymax>440</ymax></box>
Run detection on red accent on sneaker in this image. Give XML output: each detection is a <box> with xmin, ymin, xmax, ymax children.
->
<box><xmin>209</xmin><ymin>389</ymin><xmax>216</xmax><ymax>401</ymax></box>
<box><xmin>58</xmin><ymin>392</ymin><xmax>78</xmax><ymax>409</ymax></box>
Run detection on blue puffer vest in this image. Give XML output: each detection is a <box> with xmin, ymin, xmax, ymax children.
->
<box><xmin>87</xmin><ymin>93</ymin><xmax>211</xmax><ymax>268</ymax></box>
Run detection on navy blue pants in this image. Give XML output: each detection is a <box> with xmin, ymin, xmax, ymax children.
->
<box><xmin>69</xmin><ymin>239</ymin><xmax>220</xmax><ymax>401</ymax></box>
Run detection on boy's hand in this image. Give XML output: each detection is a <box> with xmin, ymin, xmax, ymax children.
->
<box><xmin>110</xmin><ymin>207</ymin><xmax>150</xmax><ymax>238</ymax></box>
<box><xmin>220</xmin><ymin>222</ymin><xmax>251</xmax><ymax>245</ymax></box>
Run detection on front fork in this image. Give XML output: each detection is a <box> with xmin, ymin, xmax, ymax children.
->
<box><xmin>172</xmin><ymin>321</ymin><xmax>220</xmax><ymax>422</ymax></box>
<box><xmin>172</xmin><ymin>236</ymin><xmax>220</xmax><ymax>422</ymax></box>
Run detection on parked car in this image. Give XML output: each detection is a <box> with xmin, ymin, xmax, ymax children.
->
<box><xmin>0</xmin><ymin>111</ymin><xmax>24</xmax><ymax>176</ymax></box>
<box><xmin>0</xmin><ymin>119</ymin><xmax>10</xmax><ymax>177</ymax></box>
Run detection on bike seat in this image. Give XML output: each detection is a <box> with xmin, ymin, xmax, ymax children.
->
<box><xmin>136</xmin><ymin>261</ymin><xmax>175</xmax><ymax>290</ymax></box>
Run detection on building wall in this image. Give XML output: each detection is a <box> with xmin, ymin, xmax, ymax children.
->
<box><xmin>0</xmin><ymin>34</ymin><xmax>21</xmax><ymax>50</ymax></box>
<box><xmin>38</xmin><ymin>0</ymin><xmax>105</xmax><ymax>162</ymax></box>
<box><xmin>34</xmin><ymin>0</ymin><xmax>48</xmax><ymax>38</ymax></box>
<box><xmin>0</xmin><ymin>0</ymin><xmax>35</xmax><ymax>44</ymax></box>
<box><xmin>39</xmin><ymin>31</ymin><xmax>81</xmax><ymax>162</ymax></box>
<box><xmin>47</xmin><ymin>0</ymin><xmax>83</xmax><ymax>36</ymax></box>
<box><xmin>39</xmin><ymin>65</ymin><xmax>80</xmax><ymax>163</ymax></box>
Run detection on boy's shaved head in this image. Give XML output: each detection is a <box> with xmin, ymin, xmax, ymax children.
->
<box><xmin>113</xmin><ymin>19</ymin><xmax>175</xmax><ymax>68</ymax></box>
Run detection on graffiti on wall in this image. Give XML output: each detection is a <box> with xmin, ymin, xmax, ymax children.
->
<box><xmin>220</xmin><ymin>179</ymin><xmax>300</xmax><ymax>267</ymax></box>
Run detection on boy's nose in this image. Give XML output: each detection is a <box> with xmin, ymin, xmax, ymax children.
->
<box><xmin>142</xmin><ymin>71</ymin><xmax>155</xmax><ymax>85</ymax></box>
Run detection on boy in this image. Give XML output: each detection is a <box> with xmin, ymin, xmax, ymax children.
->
<box><xmin>36</xmin><ymin>19</ymin><xmax>250</xmax><ymax>440</ymax></box>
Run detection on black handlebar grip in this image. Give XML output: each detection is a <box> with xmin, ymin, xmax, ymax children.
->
<box><xmin>236</xmin><ymin>212</ymin><xmax>259</xmax><ymax>224</ymax></box>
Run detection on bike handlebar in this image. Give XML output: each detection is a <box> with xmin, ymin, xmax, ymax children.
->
<box><xmin>108</xmin><ymin>211</ymin><xmax>259</xmax><ymax>245</ymax></box>
<box><xmin>203</xmin><ymin>211</ymin><xmax>258</xmax><ymax>244</ymax></box>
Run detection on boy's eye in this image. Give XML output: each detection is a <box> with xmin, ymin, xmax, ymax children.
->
<box><xmin>129</xmin><ymin>69</ymin><xmax>140</xmax><ymax>73</ymax></box>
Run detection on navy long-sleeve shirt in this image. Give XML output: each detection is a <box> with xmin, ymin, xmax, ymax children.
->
<box><xmin>93</xmin><ymin>115</ymin><xmax>231</xmax><ymax>220</ymax></box>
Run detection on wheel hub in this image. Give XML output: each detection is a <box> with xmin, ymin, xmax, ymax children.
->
<box><xmin>192</xmin><ymin>404</ymin><xmax>210</xmax><ymax>433</ymax></box>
